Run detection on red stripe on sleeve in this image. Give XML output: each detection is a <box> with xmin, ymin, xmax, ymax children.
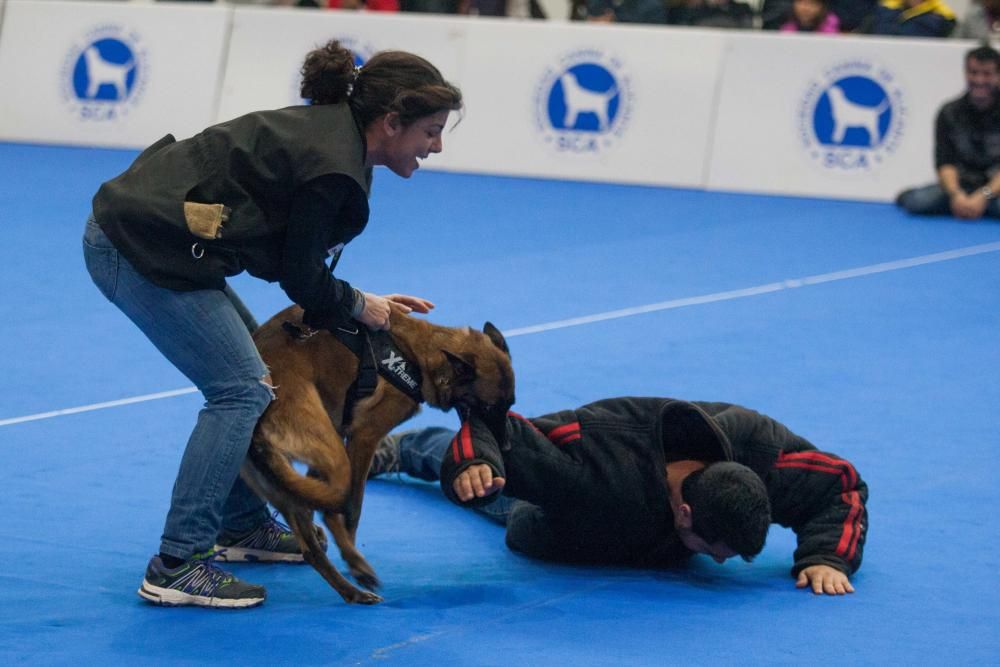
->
<box><xmin>775</xmin><ymin>451</ymin><xmax>864</xmax><ymax>561</ymax></box>
<box><xmin>460</xmin><ymin>421</ymin><xmax>474</xmax><ymax>460</ymax></box>
<box><xmin>547</xmin><ymin>422</ymin><xmax>581</xmax><ymax>445</ymax></box>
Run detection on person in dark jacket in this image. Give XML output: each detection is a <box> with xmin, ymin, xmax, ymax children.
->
<box><xmin>83</xmin><ymin>40</ymin><xmax>462</xmax><ymax>609</ymax></box>
<box><xmin>370</xmin><ymin>397</ymin><xmax>868</xmax><ymax>596</ymax></box>
<box><xmin>897</xmin><ymin>45</ymin><xmax>1000</xmax><ymax>220</ymax></box>
<box><xmin>868</xmin><ymin>0</ymin><xmax>956</xmax><ymax>36</ymax></box>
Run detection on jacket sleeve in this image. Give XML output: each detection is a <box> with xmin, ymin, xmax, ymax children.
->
<box><xmin>766</xmin><ymin>447</ymin><xmax>868</xmax><ymax>577</ymax></box>
<box><xmin>439</xmin><ymin>418</ymin><xmax>507</xmax><ymax>508</ymax></box>
<box><xmin>439</xmin><ymin>412</ymin><xmax>585</xmax><ymax>511</ymax></box>
<box><xmin>280</xmin><ymin>174</ymin><xmax>367</xmax><ymax>331</ymax></box>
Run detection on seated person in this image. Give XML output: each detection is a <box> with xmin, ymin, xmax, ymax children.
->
<box><xmin>370</xmin><ymin>396</ymin><xmax>868</xmax><ymax>596</ymax></box>
<box><xmin>867</xmin><ymin>0</ymin><xmax>956</xmax><ymax>36</ymax></box>
<box><xmin>780</xmin><ymin>0</ymin><xmax>842</xmax><ymax>31</ymax></box>
<box><xmin>897</xmin><ymin>45</ymin><xmax>1000</xmax><ymax>221</ymax></box>
<box><xmin>666</xmin><ymin>0</ymin><xmax>754</xmax><ymax>28</ymax></box>
<box><xmin>584</xmin><ymin>0</ymin><xmax>668</xmax><ymax>23</ymax></box>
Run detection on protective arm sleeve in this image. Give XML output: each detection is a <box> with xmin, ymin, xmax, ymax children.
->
<box><xmin>767</xmin><ymin>449</ymin><xmax>868</xmax><ymax>577</ymax></box>
<box><xmin>439</xmin><ymin>418</ymin><xmax>507</xmax><ymax>508</ymax></box>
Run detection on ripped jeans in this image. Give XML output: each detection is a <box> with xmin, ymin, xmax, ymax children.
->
<box><xmin>82</xmin><ymin>216</ymin><xmax>272</xmax><ymax>560</ymax></box>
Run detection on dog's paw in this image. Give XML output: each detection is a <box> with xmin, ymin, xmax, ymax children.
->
<box><xmin>347</xmin><ymin>589</ymin><xmax>383</xmax><ymax>605</ymax></box>
<box><xmin>351</xmin><ymin>564</ymin><xmax>381</xmax><ymax>591</ymax></box>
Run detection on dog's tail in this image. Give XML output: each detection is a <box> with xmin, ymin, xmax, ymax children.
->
<box><xmin>248</xmin><ymin>438</ymin><xmax>350</xmax><ymax>509</ymax></box>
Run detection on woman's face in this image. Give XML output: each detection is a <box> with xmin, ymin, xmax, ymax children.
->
<box><xmin>381</xmin><ymin>110</ymin><xmax>450</xmax><ymax>178</ymax></box>
<box><xmin>793</xmin><ymin>0</ymin><xmax>825</xmax><ymax>26</ymax></box>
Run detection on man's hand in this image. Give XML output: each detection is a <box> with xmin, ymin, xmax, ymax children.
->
<box><xmin>950</xmin><ymin>191</ymin><xmax>988</xmax><ymax>220</ymax></box>
<box><xmin>796</xmin><ymin>565</ymin><xmax>855</xmax><ymax>595</ymax></box>
<box><xmin>453</xmin><ymin>464</ymin><xmax>505</xmax><ymax>502</ymax></box>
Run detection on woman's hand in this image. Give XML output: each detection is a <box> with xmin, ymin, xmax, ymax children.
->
<box><xmin>357</xmin><ymin>293</ymin><xmax>392</xmax><ymax>331</ymax></box>
<box><xmin>383</xmin><ymin>293</ymin><xmax>435</xmax><ymax>314</ymax></box>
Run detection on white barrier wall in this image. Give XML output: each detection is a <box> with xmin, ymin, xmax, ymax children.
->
<box><xmin>0</xmin><ymin>2</ymin><xmax>975</xmax><ymax>201</ymax></box>
<box><xmin>218</xmin><ymin>8</ymin><xmax>466</xmax><ymax>123</ymax></box>
<box><xmin>0</xmin><ymin>0</ymin><xmax>230</xmax><ymax>148</ymax></box>
<box><xmin>432</xmin><ymin>22</ymin><xmax>726</xmax><ymax>187</ymax></box>
<box><xmin>707</xmin><ymin>32</ymin><xmax>969</xmax><ymax>201</ymax></box>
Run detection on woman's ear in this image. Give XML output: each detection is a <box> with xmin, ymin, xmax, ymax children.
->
<box><xmin>383</xmin><ymin>111</ymin><xmax>402</xmax><ymax>136</ymax></box>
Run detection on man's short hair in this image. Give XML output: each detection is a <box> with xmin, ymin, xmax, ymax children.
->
<box><xmin>681</xmin><ymin>462</ymin><xmax>771</xmax><ymax>561</ymax></box>
<box><xmin>966</xmin><ymin>45</ymin><xmax>1000</xmax><ymax>69</ymax></box>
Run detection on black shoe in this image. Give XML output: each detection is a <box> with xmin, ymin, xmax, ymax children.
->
<box><xmin>137</xmin><ymin>552</ymin><xmax>266</xmax><ymax>608</ymax></box>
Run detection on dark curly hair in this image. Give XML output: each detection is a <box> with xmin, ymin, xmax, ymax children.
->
<box><xmin>681</xmin><ymin>462</ymin><xmax>771</xmax><ymax>561</ymax></box>
<box><xmin>300</xmin><ymin>40</ymin><xmax>463</xmax><ymax>127</ymax></box>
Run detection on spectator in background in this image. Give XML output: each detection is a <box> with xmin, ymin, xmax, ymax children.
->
<box><xmin>896</xmin><ymin>45</ymin><xmax>1000</xmax><ymax>221</ymax></box>
<box><xmin>780</xmin><ymin>0</ymin><xmax>841</xmax><ymax>31</ymax></box>
<box><xmin>868</xmin><ymin>0</ymin><xmax>956</xmax><ymax>36</ymax></box>
<box><xmin>954</xmin><ymin>0</ymin><xmax>1000</xmax><ymax>43</ymax></box>
<box><xmin>763</xmin><ymin>0</ymin><xmax>874</xmax><ymax>31</ymax></box>
<box><xmin>585</xmin><ymin>0</ymin><xmax>668</xmax><ymax>23</ymax></box>
<box><xmin>667</xmin><ymin>0</ymin><xmax>753</xmax><ymax>28</ymax></box>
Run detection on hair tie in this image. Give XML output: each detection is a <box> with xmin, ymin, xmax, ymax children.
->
<box><xmin>352</xmin><ymin>65</ymin><xmax>362</xmax><ymax>81</ymax></box>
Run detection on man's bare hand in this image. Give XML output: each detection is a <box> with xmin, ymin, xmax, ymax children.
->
<box><xmin>950</xmin><ymin>192</ymin><xmax>987</xmax><ymax>220</ymax></box>
<box><xmin>453</xmin><ymin>464</ymin><xmax>505</xmax><ymax>502</ymax></box>
<box><xmin>796</xmin><ymin>565</ymin><xmax>855</xmax><ymax>595</ymax></box>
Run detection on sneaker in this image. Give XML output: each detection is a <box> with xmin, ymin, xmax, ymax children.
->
<box><xmin>215</xmin><ymin>513</ymin><xmax>317</xmax><ymax>563</ymax></box>
<box><xmin>137</xmin><ymin>552</ymin><xmax>266</xmax><ymax>609</ymax></box>
<box><xmin>368</xmin><ymin>430</ymin><xmax>413</xmax><ymax>478</ymax></box>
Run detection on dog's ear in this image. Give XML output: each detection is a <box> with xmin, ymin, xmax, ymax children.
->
<box><xmin>443</xmin><ymin>350</ymin><xmax>477</xmax><ymax>384</ymax></box>
<box><xmin>483</xmin><ymin>322</ymin><xmax>509</xmax><ymax>355</ymax></box>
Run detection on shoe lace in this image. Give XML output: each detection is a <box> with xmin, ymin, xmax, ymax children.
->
<box><xmin>177</xmin><ymin>551</ymin><xmax>236</xmax><ymax>596</ymax></box>
<box><xmin>249</xmin><ymin>512</ymin><xmax>295</xmax><ymax>551</ymax></box>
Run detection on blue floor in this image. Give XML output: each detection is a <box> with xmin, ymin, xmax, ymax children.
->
<box><xmin>2</xmin><ymin>142</ymin><xmax>999</xmax><ymax>665</ymax></box>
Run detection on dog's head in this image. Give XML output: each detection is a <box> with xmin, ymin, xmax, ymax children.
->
<box><xmin>430</xmin><ymin>322</ymin><xmax>515</xmax><ymax>438</ymax></box>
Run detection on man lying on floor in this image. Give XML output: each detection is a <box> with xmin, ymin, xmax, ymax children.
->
<box><xmin>368</xmin><ymin>397</ymin><xmax>867</xmax><ymax>595</ymax></box>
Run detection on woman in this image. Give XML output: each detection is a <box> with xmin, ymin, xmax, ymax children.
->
<box><xmin>780</xmin><ymin>0</ymin><xmax>841</xmax><ymax>32</ymax></box>
<box><xmin>82</xmin><ymin>40</ymin><xmax>462</xmax><ymax>609</ymax></box>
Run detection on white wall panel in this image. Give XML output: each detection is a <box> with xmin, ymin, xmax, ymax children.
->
<box><xmin>707</xmin><ymin>32</ymin><xmax>968</xmax><ymax>201</ymax></box>
<box><xmin>0</xmin><ymin>0</ymin><xmax>231</xmax><ymax>148</ymax></box>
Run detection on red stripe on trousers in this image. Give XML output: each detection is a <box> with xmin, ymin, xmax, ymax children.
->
<box><xmin>775</xmin><ymin>452</ymin><xmax>863</xmax><ymax>561</ymax></box>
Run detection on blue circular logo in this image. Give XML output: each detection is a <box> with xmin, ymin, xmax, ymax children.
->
<box><xmin>72</xmin><ymin>38</ymin><xmax>137</xmax><ymax>102</ymax></box>
<box><xmin>812</xmin><ymin>76</ymin><xmax>892</xmax><ymax>148</ymax></box>
<box><xmin>535</xmin><ymin>50</ymin><xmax>633</xmax><ymax>155</ymax></box>
<box><xmin>798</xmin><ymin>62</ymin><xmax>905</xmax><ymax>172</ymax></box>
<box><xmin>61</xmin><ymin>27</ymin><xmax>147</xmax><ymax>122</ymax></box>
<box><xmin>546</xmin><ymin>63</ymin><xmax>621</xmax><ymax>133</ymax></box>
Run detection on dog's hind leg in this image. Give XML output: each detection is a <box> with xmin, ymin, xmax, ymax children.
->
<box><xmin>323</xmin><ymin>512</ymin><xmax>379</xmax><ymax>590</ymax></box>
<box><xmin>283</xmin><ymin>507</ymin><xmax>382</xmax><ymax>604</ymax></box>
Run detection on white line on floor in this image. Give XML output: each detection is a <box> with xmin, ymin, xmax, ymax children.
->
<box><xmin>3</xmin><ymin>240</ymin><xmax>999</xmax><ymax>428</ymax></box>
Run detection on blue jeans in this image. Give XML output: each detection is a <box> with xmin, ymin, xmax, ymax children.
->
<box><xmin>395</xmin><ymin>427</ymin><xmax>516</xmax><ymax>524</ymax></box>
<box><xmin>82</xmin><ymin>217</ymin><xmax>272</xmax><ymax>560</ymax></box>
<box><xmin>897</xmin><ymin>183</ymin><xmax>1000</xmax><ymax>218</ymax></box>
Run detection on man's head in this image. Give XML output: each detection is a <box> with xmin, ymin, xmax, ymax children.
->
<box><xmin>676</xmin><ymin>462</ymin><xmax>771</xmax><ymax>563</ymax></box>
<box><xmin>965</xmin><ymin>45</ymin><xmax>1000</xmax><ymax>109</ymax></box>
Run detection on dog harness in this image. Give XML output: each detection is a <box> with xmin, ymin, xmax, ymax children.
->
<box><xmin>282</xmin><ymin>321</ymin><xmax>424</xmax><ymax>425</ymax></box>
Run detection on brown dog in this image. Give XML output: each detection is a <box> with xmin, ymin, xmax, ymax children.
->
<box><xmin>240</xmin><ymin>303</ymin><xmax>514</xmax><ymax>604</ymax></box>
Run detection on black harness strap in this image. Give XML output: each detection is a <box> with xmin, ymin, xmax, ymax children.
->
<box><xmin>282</xmin><ymin>321</ymin><xmax>423</xmax><ymax>426</ymax></box>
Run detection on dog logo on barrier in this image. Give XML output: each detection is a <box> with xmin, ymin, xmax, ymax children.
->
<box><xmin>61</xmin><ymin>26</ymin><xmax>147</xmax><ymax>122</ymax></box>
<box><xmin>798</xmin><ymin>61</ymin><xmax>905</xmax><ymax>172</ymax></box>
<box><xmin>293</xmin><ymin>37</ymin><xmax>375</xmax><ymax>106</ymax></box>
<box><xmin>534</xmin><ymin>49</ymin><xmax>633</xmax><ymax>155</ymax></box>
